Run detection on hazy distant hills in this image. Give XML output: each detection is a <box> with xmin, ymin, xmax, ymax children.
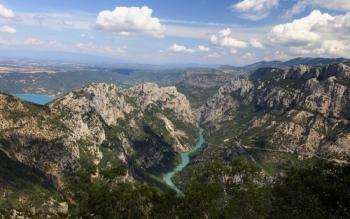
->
<box><xmin>221</xmin><ymin>57</ymin><xmax>350</xmax><ymax>72</ymax></box>
<box><xmin>1</xmin><ymin>57</ymin><xmax>350</xmax><ymax>96</ymax></box>
<box><xmin>0</xmin><ymin>63</ymin><xmax>187</xmax><ymax>95</ymax></box>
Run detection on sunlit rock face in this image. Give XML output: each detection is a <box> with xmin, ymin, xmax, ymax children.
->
<box><xmin>0</xmin><ymin>82</ymin><xmax>197</xmax><ymax>192</ymax></box>
<box><xmin>201</xmin><ymin>63</ymin><xmax>350</xmax><ymax>160</ymax></box>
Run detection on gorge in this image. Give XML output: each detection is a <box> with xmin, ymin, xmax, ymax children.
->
<box><xmin>1</xmin><ymin>61</ymin><xmax>350</xmax><ymax>218</ymax></box>
<box><xmin>163</xmin><ymin>128</ymin><xmax>205</xmax><ymax>193</ymax></box>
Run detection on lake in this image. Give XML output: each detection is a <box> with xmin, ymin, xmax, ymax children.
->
<box><xmin>13</xmin><ymin>94</ymin><xmax>55</xmax><ymax>105</ymax></box>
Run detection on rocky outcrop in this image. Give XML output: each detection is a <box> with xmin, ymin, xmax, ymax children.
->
<box><xmin>127</xmin><ymin>83</ymin><xmax>195</xmax><ymax>124</ymax></box>
<box><xmin>0</xmin><ymin>82</ymin><xmax>197</xmax><ymax>194</ymax></box>
<box><xmin>0</xmin><ymin>93</ymin><xmax>80</xmax><ymax>187</ymax></box>
<box><xmin>201</xmin><ymin>63</ymin><xmax>350</xmax><ymax>161</ymax></box>
<box><xmin>200</xmin><ymin>78</ymin><xmax>254</xmax><ymax>125</ymax></box>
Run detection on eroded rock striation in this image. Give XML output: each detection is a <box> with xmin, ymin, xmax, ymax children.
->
<box><xmin>0</xmin><ymin>82</ymin><xmax>197</xmax><ymax>194</ymax></box>
<box><xmin>201</xmin><ymin>63</ymin><xmax>350</xmax><ymax>161</ymax></box>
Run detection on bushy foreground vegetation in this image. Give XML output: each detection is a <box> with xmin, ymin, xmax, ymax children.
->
<box><xmin>68</xmin><ymin>158</ymin><xmax>350</xmax><ymax>219</ymax></box>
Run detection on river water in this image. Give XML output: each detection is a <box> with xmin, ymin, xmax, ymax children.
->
<box><xmin>163</xmin><ymin>128</ymin><xmax>205</xmax><ymax>193</ymax></box>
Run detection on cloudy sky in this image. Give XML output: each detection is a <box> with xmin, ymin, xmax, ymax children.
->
<box><xmin>0</xmin><ymin>0</ymin><xmax>349</xmax><ymax>65</ymax></box>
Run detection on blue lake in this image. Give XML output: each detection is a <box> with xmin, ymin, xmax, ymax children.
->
<box><xmin>163</xmin><ymin>128</ymin><xmax>205</xmax><ymax>194</ymax></box>
<box><xmin>13</xmin><ymin>94</ymin><xmax>55</xmax><ymax>105</ymax></box>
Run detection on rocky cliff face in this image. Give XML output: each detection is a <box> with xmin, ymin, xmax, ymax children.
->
<box><xmin>0</xmin><ymin>94</ymin><xmax>79</xmax><ymax>188</ymax></box>
<box><xmin>200</xmin><ymin>63</ymin><xmax>350</xmax><ymax>163</ymax></box>
<box><xmin>176</xmin><ymin>71</ymin><xmax>238</xmax><ymax>112</ymax></box>
<box><xmin>0</xmin><ymin>83</ymin><xmax>197</xmax><ymax>192</ymax></box>
<box><xmin>49</xmin><ymin>83</ymin><xmax>197</xmax><ymax>176</ymax></box>
<box><xmin>200</xmin><ymin>78</ymin><xmax>254</xmax><ymax>125</ymax></box>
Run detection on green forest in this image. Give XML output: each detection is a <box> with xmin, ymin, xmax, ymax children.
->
<box><xmin>62</xmin><ymin>158</ymin><xmax>350</xmax><ymax>219</ymax></box>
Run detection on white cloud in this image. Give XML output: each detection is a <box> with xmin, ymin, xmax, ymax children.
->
<box><xmin>250</xmin><ymin>38</ymin><xmax>264</xmax><ymax>48</ymax></box>
<box><xmin>312</xmin><ymin>0</ymin><xmax>350</xmax><ymax>11</ymax></box>
<box><xmin>284</xmin><ymin>0</ymin><xmax>309</xmax><ymax>18</ymax></box>
<box><xmin>289</xmin><ymin>40</ymin><xmax>349</xmax><ymax>57</ymax></box>
<box><xmin>168</xmin><ymin>44</ymin><xmax>210</xmax><ymax>53</ymax></box>
<box><xmin>95</xmin><ymin>6</ymin><xmax>166</xmax><ymax>37</ymax></box>
<box><xmin>169</xmin><ymin>44</ymin><xmax>195</xmax><ymax>53</ymax></box>
<box><xmin>270</xmin><ymin>10</ymin><xmax>334</xmax><ymax>43</ymax></box>
<box><xmin>0</xmin><ymin>25</ymin><xmax>16</xmax><ymax>34</ymax></box>
<box><xmin>317</xmin><ymin>40</ymin><xmax>349</xmax><ymax>55</ymax></box>
<box><xmin>198</xmin><ymin>45</ymin><xmax>210</xmax><ymax>52</ymax></box>
<box><xmin>232</xmin><ymin>0</ymin><xmax>279</xmax><ymax>20</ymax></box>
<box><xmin>210</xmin><ymin>28</ymin><xmax>248</xmax><ymax>54</ymax></box>
<box><xmin>286</xmin><ymin>0</ymin><xmax>350</xmax><ymax>18</ymax></box>
<box><xmin>0</xmin><ymin>5</ymin><xmax>16</xmax><ymax>34</ymax></box>
<box><xmin>0</xmin><ymin>4</ymin><xmax>15</xmax><ymax>19</ymax></box>
<box><xmin>118</xmin><ymin>31</ymin><xmax>132</xmax><ymax>36</ymax></box>
<box><xmin>271</xmin><ymin>10</ymin><xmax>350</xmax><ymax>58</ymax></box>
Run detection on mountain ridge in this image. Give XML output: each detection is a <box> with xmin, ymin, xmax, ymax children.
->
<box><xmin>1</xmin><ymin>60</ymin><xmax>350</xmax><ymax>217</ymax></box>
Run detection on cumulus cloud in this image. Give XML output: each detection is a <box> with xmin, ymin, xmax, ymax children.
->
<box><xmin>231</xmin><ymin>0</ymin><xmax>279</xmax><ymax>20</ymax></box>
<box><xmin>0</xmin><ymin>25</ymin><xmax>16</xmax><ymax>34</ymax></box>
<box><xmin>95</xmin><ymin>6</ymin><xmax>166</xmax><ymax>37</ymax></box>
<box><xmin>198</xmin><ymin>45</ymin><xmax>210</xmax><ymax>52</ymax></box>
<box><xmin>271</xmin><ymin>10</ymin><xmax>350</xmax><ymax>57</ymax></box>
<box><xmin>290</xmin><ymin>40</ymin><xmax>349</xmax><ymax>56</ymax></box>
<box><xmin>270</xmin><ymin>10</ymin><xmax>334</xmax><ymax>43</ymax></box>
<box><xmin>168</xmin><ymin>44</ymin><xmax>210</xmax><ymax>53</ymax></box>
<box><xmin>0</xmin><ymin>5</ymin><xmax>16</xmax><ymax>34</ymax></box>
<box><xmin>0</xmin><ymin>4</ymin><xmax>15</xmax><ymax>19</ymax></box>
<box><xmin>250</xmin><ymin>38</ymin><xmax>264</xmax><ymax>48</ymax></box>
<box><xmin>318</xmin><ymin>40</ymin><xmax>349</xmax><ymax>55</ymax></box>
<box><xmin>168</xmin><ymin>44</ymin><xmax>194</xmax><ymax>53</ymax></box>
<box><xmin>210</xmin><ymin>28</ymin><xmax>248</xmax><ymax>54</ymax></box>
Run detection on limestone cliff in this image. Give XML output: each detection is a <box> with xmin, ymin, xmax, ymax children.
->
<box><xmin>200</xmin><ymin>63</ymin><xmax>350</xmax><ymax>162</ymax></box>
<box><xmin>49</xmin><ymin>82</ymin><xmax>197</xmax><ymax>176</ymax></box>
<box><xmin>0</xmin><ymin>82</ymin><xmax>197</xmax><ymax>193</ymax></box>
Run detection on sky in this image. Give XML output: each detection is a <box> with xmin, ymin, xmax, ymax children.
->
<box><xmin>0</xmin><ymin>0</ymin><xmax>349</xmax><ymax>65</ymax></box>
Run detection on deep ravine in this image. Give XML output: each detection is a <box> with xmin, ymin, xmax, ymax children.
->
<box><xmin>163</xmin><ymin>128</ymin><xmax>205</xmax><ymax>193</ymax></box>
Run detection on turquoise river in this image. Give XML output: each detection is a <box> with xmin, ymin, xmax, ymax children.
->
<box><xmin>163</xmin><ymin>128</ymin><xmax>205</xmax><ymax>193</ymax></box>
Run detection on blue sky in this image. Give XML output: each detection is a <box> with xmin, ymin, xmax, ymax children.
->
<box><xmin>0</xmin><ymin>0</ymin><xmax>349</xmax><ymax>65</ymax></box>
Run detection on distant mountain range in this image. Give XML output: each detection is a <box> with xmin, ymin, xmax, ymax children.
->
<box><xmin>0</xmin><ymin>57</ymin><xmax>350</xmax><ymax>96</ymax></box>
<box><xmin>221</xmin><ymin>57</ymin><xmax>350</xmax><ymax>72</ymax></box>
